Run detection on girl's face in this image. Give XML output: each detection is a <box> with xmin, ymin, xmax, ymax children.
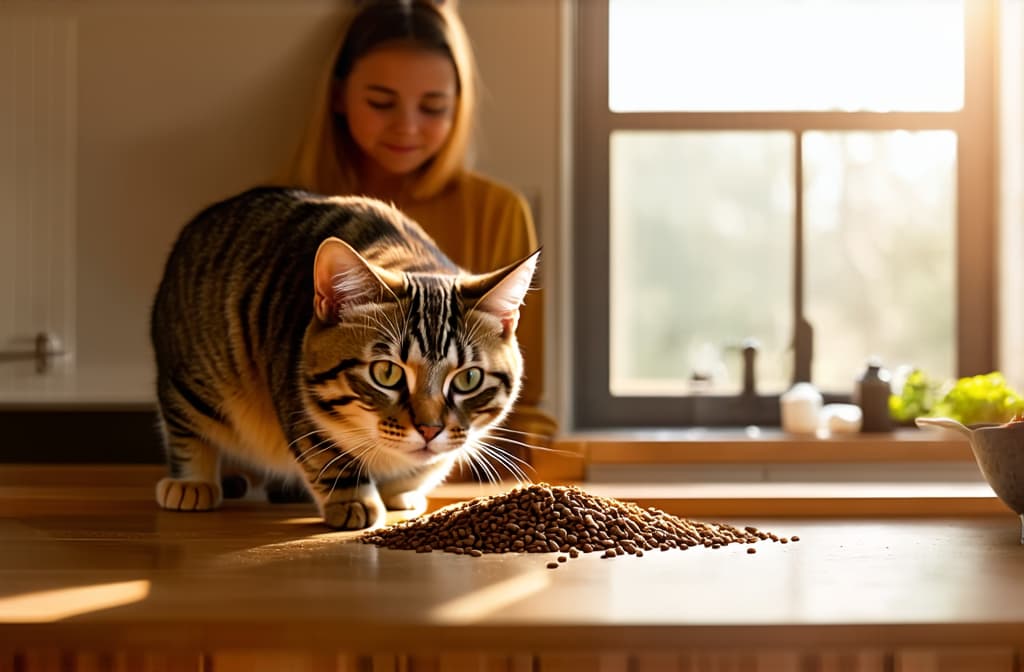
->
<box><xmin>337</xmin><ymin>45</ymin><xmax>457</xmax><ymax>178</ymax></box>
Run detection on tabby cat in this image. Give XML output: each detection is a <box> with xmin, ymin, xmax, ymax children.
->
<box><xmin>151</xmin><ymin>187</ymin><xmax>538</xmax><ymax>530</ymax></box>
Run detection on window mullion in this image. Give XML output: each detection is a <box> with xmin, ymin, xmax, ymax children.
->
<box><xmin>609</xmin><ymin>111</ymin><xmax>964</xmax><ymax>133</ymax></box>
<box><xmin>793</xmin><ymin>130</ymin><xmax>812</xmax><ymax>385</ymax></box>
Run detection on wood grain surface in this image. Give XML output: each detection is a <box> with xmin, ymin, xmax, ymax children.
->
<box><xmin>1</xmin><ymin>466</ymin><xmax>1023</xmax><ymax>669</ymax></box>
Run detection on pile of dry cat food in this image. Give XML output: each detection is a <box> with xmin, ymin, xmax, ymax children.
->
<box><xmin>359</xmin><ymin>483</ymin><xmax>797</xmax><ymax>568</ymax></box>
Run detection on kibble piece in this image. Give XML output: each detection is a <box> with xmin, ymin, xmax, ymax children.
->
<box><xmin>546</xmin><ymin>562</ymin><xmax>559</xmax><ymax>569</ymax></box>
<box><xmin>747</xmin><ymin>548</ymin><xmax>757</xmax><ymax>554</ymax></box>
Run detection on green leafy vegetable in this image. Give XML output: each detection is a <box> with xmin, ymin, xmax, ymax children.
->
<box><xmin>889</xmin><ymin>368</ymin><xmax>942</xmax><ymax>423</ymax></box>
<box><xmin>890</xmin><ymin>370</ymin><xmax>1024</xmax><ymax>426</ymax></box>
<box><xmin>931</xmin><ymin>372</ymin><xmax>1024</xmax><ymax>425</ymax></box>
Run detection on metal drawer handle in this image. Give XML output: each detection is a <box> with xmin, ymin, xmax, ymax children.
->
<box><xmin>0</xmin><ymin>332</ymin><xmax>67</xmax><ymax>374</ymax></box>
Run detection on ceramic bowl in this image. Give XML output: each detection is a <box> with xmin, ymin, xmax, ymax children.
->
<box><xmin>917</xmin><ymin>417</ymin><xmax>1024</xmax><ymax>542</ymax></box>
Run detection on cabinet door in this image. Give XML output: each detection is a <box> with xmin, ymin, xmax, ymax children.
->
<box><xmin>0</xmin><ymin>13</ymin><xmax>77</xmax><ymax>404</ymax></box>
<box><xmin>896</xmin><ymin>648</ymin><xmax>1017</xmax><ymax>672</ymax></box>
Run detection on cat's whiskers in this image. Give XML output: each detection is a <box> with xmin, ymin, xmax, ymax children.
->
<box><xmin>482</xmin><ymin>425</ymin><xmax>544</xmax><ymax>439</ymax></box>
<box><xmin>283</xmin><ymin>409</ymin><xmax>330</xmax><ymax>445</ymax></box>
<box><xmin>481</xmin><ymin>449</ymin><xmax>523</xmax><ymax>484</ymax></box>
<box><xmin>314</xmin><ymin>429</ymin><xmax>374</xmax><ymax>482</ymax></box>
<box><xmin>480</xmin><ymin>431</ymin><xmax>541</xmax><ymax>452</ymax></box>
<box><xmin>484</xmin><ymin>427</ymin><xmax>576</xmax><ymax>457</ymax></box>
<box><xmin>287</xmin><ymin>428</ymin><xmax>327</xmax><ymax>453</ymax></box>
<box><xmin>321</xmin><ymin>439</ymin><xmax>374</xmax><ymax>496</ymax></box>
<box><xmin>294</xmin><ymin>422</ymin><xmax>371</xmax><ymax>464</ymax></box>
<box><xmin>294</xmin><ymin>435</ymin><xmax>340</xmax><ymax>464</ymax></box>
<box><xmin>464</xmin><ymin>451</ymin><xmax>498</xmax><ymax>485</ymax></box>
<box><xmin>315</xmin><ymin>448</ymin><xmax>348</xmax><ymax>483</ymax></box>
<box><xmin>475</xmin><ymin>438</ymin><xmax>535</xmax><ymax>470</ymax></box>
<box><xmin>463</xmin><ymin>443</ymin><xmax>506</xmax><ymax>485</ymax></box>
<box><xmin>454</xmin><ymin>451</ymin><xmax>484</xmax><ymax>483</ymax></box>
<box><xmin>327</xmin><ymin>438</ymin><xmax>379</xmax><ymax>510</ymax></box>
<box><xmin>471</xmin><ymin>440</ymin><xmax>534</xmax><ymax>484</ymax></box>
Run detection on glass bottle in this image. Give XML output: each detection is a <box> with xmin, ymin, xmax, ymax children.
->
<box><xmin>854</xmin><ymin>359</ymin><xmax>893</xmax><ymax>432</ymax></box>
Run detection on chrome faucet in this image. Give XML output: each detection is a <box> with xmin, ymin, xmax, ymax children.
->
<box><xmin>739</xmin><ymin>338</ymin><xmax>758</xmax><ymax>398</ymax></box>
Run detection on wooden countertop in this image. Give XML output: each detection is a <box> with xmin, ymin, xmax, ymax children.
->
<box><xmin>2</xmin><ymin>466</ymin><xmax>1024</xmax><ymax>657</ymax></box>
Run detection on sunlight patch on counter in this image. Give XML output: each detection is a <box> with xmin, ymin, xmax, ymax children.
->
<box><xmin>0</xmin><ymin>580</ymin><xmax>150</xmax><ymax>623</ymax></box>
<box><xmin>429</xmin><ymin>571</ymin><xmax>551</xmax><ymax>623</ymax></box>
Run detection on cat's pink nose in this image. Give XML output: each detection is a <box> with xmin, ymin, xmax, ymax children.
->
<box><xmin>417</xmin><ymin>424</ymin><xmax>442</xmax><ymax>443</ymax></box>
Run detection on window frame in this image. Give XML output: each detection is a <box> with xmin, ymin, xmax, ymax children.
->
<box><xmin>572</xmin><ymin>0</ymin><xmax>997</xmax><ymax>429</ymax></box>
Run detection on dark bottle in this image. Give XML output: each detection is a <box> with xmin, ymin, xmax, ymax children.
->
<box><xmin>855</xmin><ymin>359</ymin><xmax>893</xmax><ymax>432</ymax></box>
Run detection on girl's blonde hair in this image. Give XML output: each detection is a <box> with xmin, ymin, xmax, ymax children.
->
<box><xmin>286</xmin><ymin>0</ymin><xmax>477</xmax><ymax>200</ymax></box>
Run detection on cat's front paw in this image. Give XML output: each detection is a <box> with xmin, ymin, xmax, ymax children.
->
<box><xmin>156</xmin><ymin>478</ymin><xmax>223</xmax><ymax>511</ymax></box>
<box><xmin>382</xmin><ymin>491</ymin><xmax>427</xmax><ymax>514</ymax></box>
<box><xmin>322</xmin><ymin>498</ymin><xmax>386</xmax><ymax>530</ymax></box>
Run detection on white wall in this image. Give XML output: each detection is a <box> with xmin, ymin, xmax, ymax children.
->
<box><xmin>0</xmin><ymin>0</ymin><xmax>568</xmax><ymax>421</ymax></box>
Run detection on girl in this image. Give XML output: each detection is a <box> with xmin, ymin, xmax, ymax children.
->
<box><xmin>285</xmin><ymin>0</ymin><xmax>556</xmax><ymax>466</ymax></box>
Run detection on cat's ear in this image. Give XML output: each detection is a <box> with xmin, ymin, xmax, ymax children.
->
<box><xmin>313</xmin><ymin>237</ymin><xmax>402</xmax><ymax>324</ymax></box>
<box><xmin>462</xmin><ymin>250</ymin><xmax>540</xmax><ymax>338</ymax></box>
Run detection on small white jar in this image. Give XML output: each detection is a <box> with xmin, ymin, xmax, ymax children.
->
<box><xmin>780</xmin><ymin>382</ymin><xmax>823</xmax><ymax>434</ymax></box>
<box><xmin>821</xmin><ymin>403</ymin><xmax>863</xmax><ymax>434</ymax></box>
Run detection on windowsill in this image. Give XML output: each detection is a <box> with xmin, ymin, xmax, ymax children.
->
<box><xmin>555</xmin><ymin>426</ymin><xmax>973</xmax><ymax>465</ymax></box>
<box><xmin>511</xmin><ymin>425</ymin><xmax>1000</xmax><ymax>517</ymax></box>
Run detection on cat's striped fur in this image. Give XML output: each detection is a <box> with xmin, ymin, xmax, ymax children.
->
<box><xmin>151</xmin><ymin>187</ymin><xmax>538</xmax><ymax>529</ymax></box>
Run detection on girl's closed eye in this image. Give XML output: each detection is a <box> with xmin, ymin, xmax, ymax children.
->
<box><xmin>420</xmin><ymin>105</ymin><xmax>449</xmax><ymax>117</ymax></box>
<box><xmin>367</xmin><ymin>99</ymin><xmax>394</xmax><ymax>110</ymax></box>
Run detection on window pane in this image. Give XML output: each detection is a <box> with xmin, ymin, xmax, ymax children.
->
<box><xmin>804</xmin><ymin>131</ymin><xmax>957</xmax><ymax>391</ymax></box>
<box><xmin>610</xmin><ymin>131</ymin><xmax>794</xmax><ymax>396</ymax></box>
<box><xmin>609</xmin><ymin>0</ymin><xmax>964</xmax><ymax>112</ymax></box>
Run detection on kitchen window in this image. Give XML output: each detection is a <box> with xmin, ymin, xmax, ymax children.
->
<box><xmin>572</xmin><ymin>0</ymin><xmax>998</xmax><ymax>429</ymax></box>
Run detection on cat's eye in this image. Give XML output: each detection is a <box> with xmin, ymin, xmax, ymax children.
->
<box><xmin>370</xmin><ymin>360</ymin><xmax>405</xmax><ymax>389</ymax></box>
<box><xmin>451</xmin><ymin>367</ymin><xmax>484</xmax><ymax>394</ymax></box>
